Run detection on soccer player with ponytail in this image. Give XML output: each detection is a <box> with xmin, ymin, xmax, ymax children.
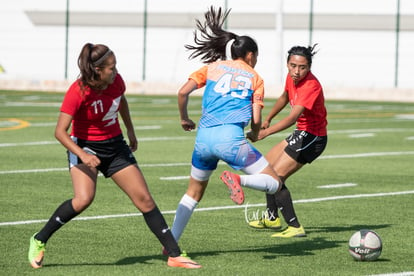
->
<box><xmin>170</xmin><ymin>6</ymin><xmax>282</xmax><ymax>247</ymax></box>
<box><xmin>28</xmin><ymin>43</ymin><xmax>200</xmax><ymax>269</ymax></box>
<box><xmin>247</xmin><ymin>44</ymin><xmax>328</xmax><ymax>238</ymax></box>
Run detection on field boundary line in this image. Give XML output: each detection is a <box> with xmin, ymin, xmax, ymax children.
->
<box><xmin>1</xmin><ymin>126</ymin><xmax>413</xmax><ymax>146</ymax></box>
<box><xmin>0</xmin><ymin>136</ymin><xmax>192</xmax><ymax>147</ymax></box>
<box><xmin>1</xmin><ymin>190</ymin><xmax>413</xmax><ymax>227</ymax></box>
<box><xmin>1</xmin><ymin>151</ymin><xmax>414</xmax><ymax>175</ymax></box>
<box><xmin>319</xmin><ymin>151</ymin><xmax>414</xmax><ymax>159</ymax></box>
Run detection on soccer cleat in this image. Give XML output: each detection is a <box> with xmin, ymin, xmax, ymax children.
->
<box><xmin>220</xmin><ymin>171</ymin><xmax>244</xmax><ymax>205</ymax></box>
<box><xmin>271</xmin><ymin>225</ymin><xmax>306</xmax><ymax>238</ymax></box>
<box><xmin>167</xmin><ymin>252</ymin><xmax>201</xmax><ymax>269</ymax></box>
<box><xmin>28</xmin><ymin>233</ymin><xmax>46</xmax><ymax>269</ymax></box>
<box><xmin>249</xmin><ymin>217</ymin><xmax>281</xmax><ymax>229</ymax></box>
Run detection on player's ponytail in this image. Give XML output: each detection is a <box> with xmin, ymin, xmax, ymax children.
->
<box><xmin>185</xmin><ymin>6</ymin><xmax>257</xmax><ymax>64</ymax></box>
<box><xmin>77</xmin><ymin>43</ymin><xmax>113</xmax><ymax>91</ymax></box>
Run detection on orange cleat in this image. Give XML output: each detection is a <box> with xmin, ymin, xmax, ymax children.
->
<box><xmin>220</xmin><ymin>171</ymin><xmax>245</xmax><ymax>205</ymax></box>
<box><xmin>167</xmin><ymin>253</ymin><xmax>201</xmax><ymax>269</ymax></box>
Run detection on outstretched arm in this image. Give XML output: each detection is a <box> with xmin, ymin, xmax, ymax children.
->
<box><xmin>178</xmin><ymin>79</ymin><xmax>198</xmax><ymax>131</ymax></box>
<box><xmin>119</xmin><ymin>95</ymin><xmax>138</xmax><ymax>152</ymax></box>
<box><xmin>247</xmin><ymin>102</ymin><xmax>263</xmax><ymax>142</ymax></box>
<box><xmin>259</xmin><ymin>104</ymin><xmax>305</xmax><ymax>140</ymax></box>
<box><xmin>262</xmin><ymin>91</ymin><xmax>289</xmax><ymax>128</ymax></box>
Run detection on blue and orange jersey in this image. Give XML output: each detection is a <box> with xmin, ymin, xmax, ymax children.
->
<box><xmin>189</xmin><ymin>59</ymin><xmax>264</xmax><ymax>128</ymax></box>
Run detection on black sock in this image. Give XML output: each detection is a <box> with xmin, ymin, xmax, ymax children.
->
<box><xmin>265</xmin><ymin>193</ymin><xmax>278</xmax><ymax>220</ymax></box>
<box><xmin>35</xmin><ymin>199</ymin><xmax>79</xmax><ymax>243</ymax></box>
<box><xmin>143</xmin><ymin>206</ymin><xmax>181</xmax><ymax>257</ymax></box>
<box><xmin>275</xmin><ymin>184</ymin><xmax>300</xmax><ymax>228</ymax></box>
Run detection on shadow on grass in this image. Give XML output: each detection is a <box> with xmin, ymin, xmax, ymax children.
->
<box><xmin>305</xmin><ymin>224</ymin><xmax>391</xmax><ymax>234</ymax></box>
<box><xmin>113</xmin><ymin>238</ymin><xmax>335</xmax><ymax>266</ymax></box>
<box><xmin>114</xmin><ymin>236</ymin><xmax>344</xmax><ymax>264</ymax></box>
<box><xmin>45</xmin><ymin>223</ymin><xmax>392</xmax><ymax>267</ymax></box>
<box><xmin>44</xmin><ymin>255</ymin><xmax>166</xmax><ymax>267</ymax></box>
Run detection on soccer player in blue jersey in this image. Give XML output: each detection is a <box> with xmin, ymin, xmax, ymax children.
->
<box><xmin>169</xmin><ymin>6</ymin><xmax>282</xmax><ymax>246</ymax></box>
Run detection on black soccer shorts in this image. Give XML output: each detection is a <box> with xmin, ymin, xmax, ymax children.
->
<box><xmin>284</xmin><ymin>130</ymin><xmax>327</xmax><ymax>164</ymax></box>
<box><xmin>68</xmin><ymin>134</ymin><xmax>137</xmax><ymax>178</ymax></box>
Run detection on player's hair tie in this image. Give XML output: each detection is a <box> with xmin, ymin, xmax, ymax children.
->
<box><xmin>225</xmin><ymin>39</ymin><xmax>235</xmax><ymax>60</ymax></box>
<box><xmin>93</xmin><ymin>49</ymin><xmax>113</xmax><ymax>67</ymax></box>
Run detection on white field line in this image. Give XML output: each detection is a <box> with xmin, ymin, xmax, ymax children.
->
<box><xmin>27</xmin><ymin>123</ymin><xmax>162</xmax><ymax>130</ymax></box>
<box><xmin>318</xmin><ymin>183</ymin><xmax>358</xmax><ymax>189</ymax></box>
<box><xmin>160</xmin><ymin>176</ymin><xmax>190</xmax><ymax>180</ymax></box>
<box><xmin>4</xmin><ymin>102</ymin><xmax>61</xmax><ymax>107</ymax></box>
<box><xmin>1</xmin><ymin>151</ymin><xmax>414</xmax><ymax>175</ymax></box>
<box><xmin>319</xmin><ymin>151</ymin><xmax>414</xmax><ymax>159</ymax></box>
<box><xmin>0</xmin><ymin>127</ymin><xmax>413</xmax><ymax>147</ymax></box>
<box><xmin>134</xmin><ymin>125</ymin><xmax>162</xmax><ymax>130</ymax></box>
<box><xmin>367</xmin><ymin>272</ymin><xmax>414</xmax><ymax>276</ymax></box>
<box><xmin>349</xmin><ymin>133</ymin><xmax>375</xmax><ymax>138</ymax></box>
<box><xmin>0</xmin><ymin>141</ymin><xmax>59</xmax><ymax>147</ymax></box>
<box><xmin>327</xmin><ymin>128</ymin><xmax>413</xmax><ymax>134</ymax></box>
<box><xmin>28</xmin><ymin>122</ymin><xmax>56</xmax><ymax>127</ymax></box>
<box><xmin>0</xmin><ymin>137</ymin><xmax>192</xmax><ymax>148</ymax></box>
<box><xmin>0</xmin><ymin>163</ymin><xmax>191</xmax><ymax>174</ymax></box>
<box><xmin>1</xmin><ymin>190</ymin><xmax>413</xmax><ymax>227</ymax></box>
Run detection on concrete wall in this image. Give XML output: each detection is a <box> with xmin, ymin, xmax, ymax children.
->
<box><xmin>1</xmin><ymin>0</ymin><xmax>413</xmax><ymax>102</ymax></box>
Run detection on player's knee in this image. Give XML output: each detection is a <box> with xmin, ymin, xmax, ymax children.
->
<box><xmin>190</xmin><ymin>166</ymin><xmax>213</xmax><ymax>181</ymax></box>
<box><xmin>72</xmin><ymin>195</ymin><xmax>94</xmax><ymax>212</ymax></box>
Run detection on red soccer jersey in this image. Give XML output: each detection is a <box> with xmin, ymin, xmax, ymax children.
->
<box><xmin>284</xmin><ymin>72</ymin><xmax>327</xmax><ymax>136</ymax></box>
<box><xmin>60</xmin><ymin>74</ymin><xmax>125</xmax><ymax>141</ymax></box>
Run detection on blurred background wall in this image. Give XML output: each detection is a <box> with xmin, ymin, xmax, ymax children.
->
<box><xmin>0</xmin><ymin>0</ymin><xmax>413</xmax><ymax>101</ymax></box>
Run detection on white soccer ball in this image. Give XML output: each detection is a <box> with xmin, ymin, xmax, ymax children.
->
<box><xmin>348</xmin><ymin>229</ymin><xmax>382</xmax><ymax>261</ymax></box>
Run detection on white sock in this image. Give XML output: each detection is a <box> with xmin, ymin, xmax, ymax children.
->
<box><xmin>171</xmin><ymin>194</ymin><xmax>198</xmax><ymax>242</ymax></box>
<box><xmin>240</xmin><ymin>174</ymin><xmax>279</xmax><ymax>194</ymax></box>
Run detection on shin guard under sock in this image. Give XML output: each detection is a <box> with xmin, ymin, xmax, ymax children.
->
<box><xmin>265</xmin><ymin>193</ymin><xmax>279</xmax><ymax>220</ymax></box>
<box><xmin>171</xmin><ymin>194</ymin><xmax>198</xmax><ymax>242</ymax></box>
<box><xmin>35</xmin><ymin>199</ymin><xmax>79</xmax><ymax>243</ymax></box>
<box><xmin>143</xmin><ymin>206</ymin><xmax>181</xmax><ymax>257</ymax></box>
<box><xmin>275</xmin><ymin>184</ymin><xmax>300</xmax><ymax>228</ymax></box>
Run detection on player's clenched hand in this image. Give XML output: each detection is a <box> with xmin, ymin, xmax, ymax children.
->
<box><xmin>246</xmin><ymin>130</ymin><xmax>258</xmax><ymax>142</ymax></box>
<box><xmin>126</xmin><ymin>129</ymin><xmax>138</xmax><ymax>152</ymax></box>
<box><xmin>261</xmin><ymin>120</ymin><xmax>271</xmax><ymax>129</ymax></box>
<box><xmin>181</xmin><ymin>119</ymin><xmax>196</xmax><ymax>131</ymax></box>
<box><xmin>257</xmin><ymin>129</ymin><xmax>269</xmax><ymax>140</ymax></box>
<box><xmin>81</xmin><ymin>153</ymin><xmax>101</xmax><ymax>168</ymax></box>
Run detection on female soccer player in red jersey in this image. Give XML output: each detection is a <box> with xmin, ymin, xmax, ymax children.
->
<box><xmin>28</xmin><ymin>43</ymin><xmax>200</xmax><ymax>269</ymax></box>
<box><xmin>247</xmin><ymin>45</ymin><xmax>328</xmax><ymax>238</ymax></box>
